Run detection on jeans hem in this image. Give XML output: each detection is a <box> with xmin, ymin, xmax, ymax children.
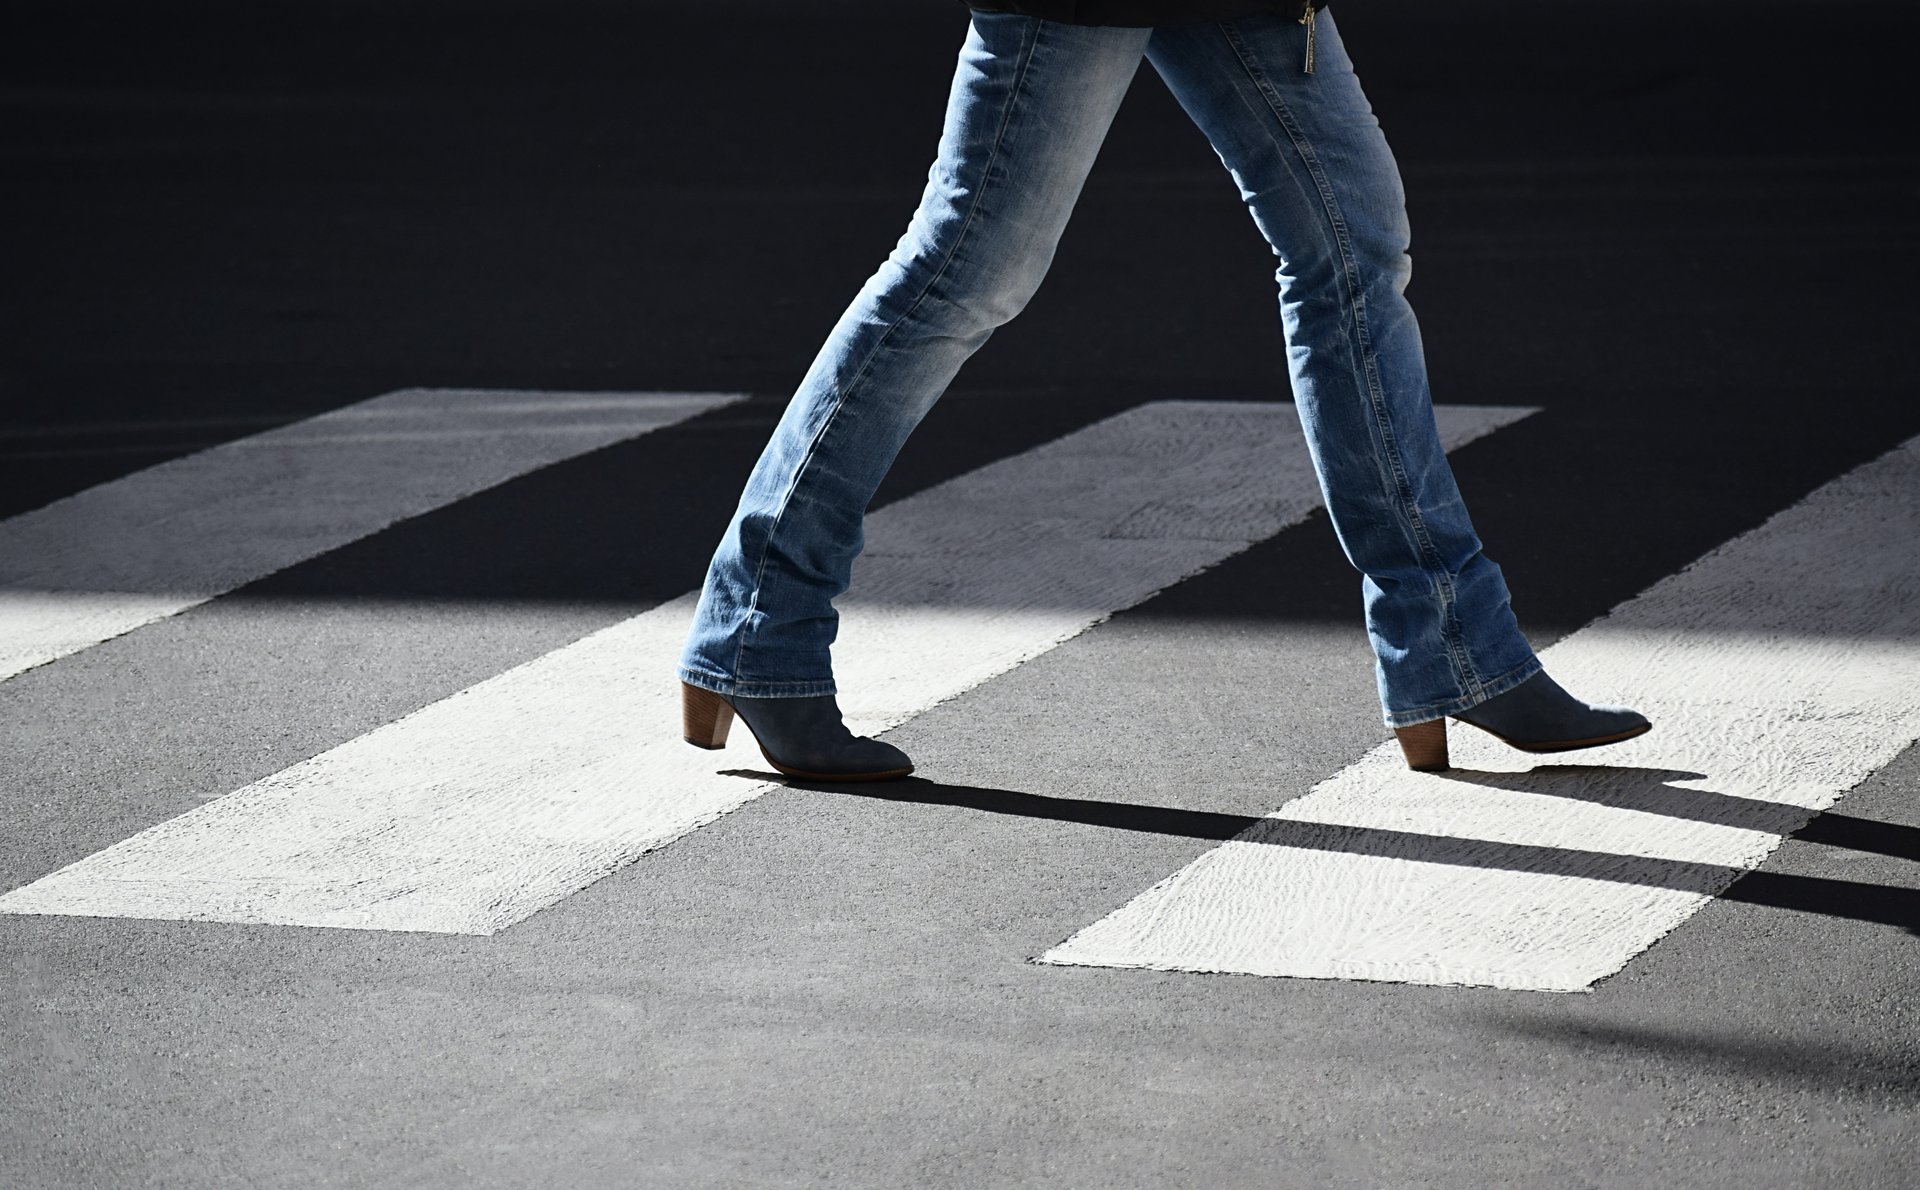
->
<box><xmin>676</xmin><ymin>668</ymin><xmax>839</xmax><ymax>699</ymax></box>
<box><xmin>1381</xmin><ymin>653</ymin><xmax>1542</xmax><ymax>729</ymax></box>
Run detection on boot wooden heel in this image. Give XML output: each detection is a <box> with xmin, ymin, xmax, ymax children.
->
<box><xmin>1394</xmin><ymin>719</ymin><xmax>1450</xmax><ymax>772</ymax></box>
<box><xmin>681</xmin><ymin>683</ymin><xmax>735</xmax><ymax>750</ymax></box>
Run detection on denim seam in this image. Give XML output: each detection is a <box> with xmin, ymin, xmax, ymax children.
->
<box><xmin>1218</xmin><ymin>19</ymin><xmax>1483</xmax><ymax>701</ymax></box>
<box><xmin>678</xmin><ymin>667</ymin><xmax>837</xmax><ymax>699</ymax></box>
<box><xmin>725</xmin><ymin>21</ymin><xmax>1048</xmax><ymax>693</ymax></box>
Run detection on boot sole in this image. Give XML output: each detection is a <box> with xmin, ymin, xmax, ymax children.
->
<box><xmin>1395</xmin><ymin>717</ymin><xmax>1653</xmax><ymax>771</ymax></box>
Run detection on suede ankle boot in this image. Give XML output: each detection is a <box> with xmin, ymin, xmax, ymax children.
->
<box><xmin>681</xmin><ymin>683</ymin><xmax>913</xmax><ymax>781</ymax></box>
<box><xmin>1393</xmin><ymin>671</ymin><xmax>1650</xmax><ymax>772</ymax></box>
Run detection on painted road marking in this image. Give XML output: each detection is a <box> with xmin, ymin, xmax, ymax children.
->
<box><xmin>1040</xmin><ymin>434</ymin><xmax>1920</xmax><ymax>992</ymax></box>
<box><xmin>0</xmin><ymin>388</ymin><xmax>745</xmax><ymax>683</ymax></box>
<box><xmin>0</xmin><ymin>401</ymin><xmax>1532</xmax><ymax>934</ymax></box>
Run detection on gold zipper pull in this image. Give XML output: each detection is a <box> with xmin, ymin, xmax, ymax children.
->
<box><xmin>1299</xmin><ymin>2</ymin><xmax>1317</xmax><ymax>75</ymax></box>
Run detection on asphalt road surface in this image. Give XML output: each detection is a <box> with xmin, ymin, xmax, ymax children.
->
<box><xmin>4</xmin><ymin>1</ymin><xmax>1917</xmax><ymax>1186</ymax></box>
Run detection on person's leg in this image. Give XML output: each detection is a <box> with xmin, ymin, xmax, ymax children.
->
<box><xmin>1146</xmin><ymin>12</ymin><xmax>1643</xmax><ymax>757</ymax></box>
<box><xmin>679</xmin><ymin>16</ymin><xmax>1151</xmax><ymax>701</ymax></box>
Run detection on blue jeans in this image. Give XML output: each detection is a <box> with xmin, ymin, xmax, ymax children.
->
<box><xmin>678</xmin><ymin>10</ymin><xmax>1541</xmax><ymax>728</ymax></box>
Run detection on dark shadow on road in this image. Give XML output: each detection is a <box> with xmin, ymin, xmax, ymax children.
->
<box><xmin>1790</xmin><ymin>811</ymin><xmax>1920</xmax><ymax>864</ymax></box>
<box><xmin>1445</xmin><ymin>763</ymin><xmax>1920</xmax><ymax>863</ymax></box>
<box><xmin>724</xmin><ymin>767</ymin><xmax>1920</xmax><ymax>935</ymax></box>
<box><xmin>1484</xmin><ymin>1015</ymin><xmax>1920</xmax><ymax>1102</ymax></box>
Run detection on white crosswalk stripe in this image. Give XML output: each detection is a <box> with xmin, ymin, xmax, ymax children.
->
<box><xmin>1039</xmin><ymin>433</ymin><xmax>1920</xmax><ymax>991</ymax></box>
<box><xmin>6</xmin><ymin>394</ymin><xmax>1915</xmax><ymax>997</ymax></box>
<box><xmin>0</xmin><ymin>388</ymin><xmax>743</xmax><ymax>683</ymax></box>
<box><xmin>0</xmin><ymin>401</ymin><xmax>1531</xmax><ymax>934</ymax></box>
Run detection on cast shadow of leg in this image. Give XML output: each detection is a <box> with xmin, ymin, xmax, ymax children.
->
<box><xmin>721</xmin><ymin>762</ymin><xmax>1920</xmax><ymax>936</ymax></box>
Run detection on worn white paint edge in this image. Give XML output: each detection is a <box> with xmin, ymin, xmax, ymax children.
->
<box><xmin>0</xmin><ymin>402</ymin><xmax>1534</xmax><ymax>934</ymax></box>
<box><xmin>0</xmin><ymin>389</ymin><xmax>747</xmax><ymax>682</ymax></box>
<box><xmin>1041</xmin><ymin>434</ymin><xmax>1920</xmax><ymax>992</ymax></box>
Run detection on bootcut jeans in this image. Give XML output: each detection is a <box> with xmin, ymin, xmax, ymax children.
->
<box><xmin>678</xmin><ymin>8</ymin><xmax>1542</xmax><ymax>728</ymax></box>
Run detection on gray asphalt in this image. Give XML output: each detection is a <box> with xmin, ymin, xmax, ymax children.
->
<box><xmin>4</xmin><ymin>1</ymin><xmax>1917</xmax><ymax>1186</ymax></box>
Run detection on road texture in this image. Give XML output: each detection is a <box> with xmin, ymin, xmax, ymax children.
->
<box><xmin>3</xmin><ymin>1</ymin><xmax>1917</xmax><ymax>1186</ymax></box>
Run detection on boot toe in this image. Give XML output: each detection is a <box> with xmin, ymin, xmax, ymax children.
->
<box><xmin>764</xmin><ymin>736</ymin><xmax>914</xmax><ymax>781</ymax></box>
<box><xmin>1599</xmin><ymin>705</ymin><xmax>1651</xmax><ymax>731</ymax></box>
<box><xmin>838</xmin><ymin>737</ymin><xmax>915</xmax><ymax>779</ymax></box>
<box><xmin>1453</xmin><ymin>672</ymin><xmax>1651</xmax><ymax>753</ymax></box>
